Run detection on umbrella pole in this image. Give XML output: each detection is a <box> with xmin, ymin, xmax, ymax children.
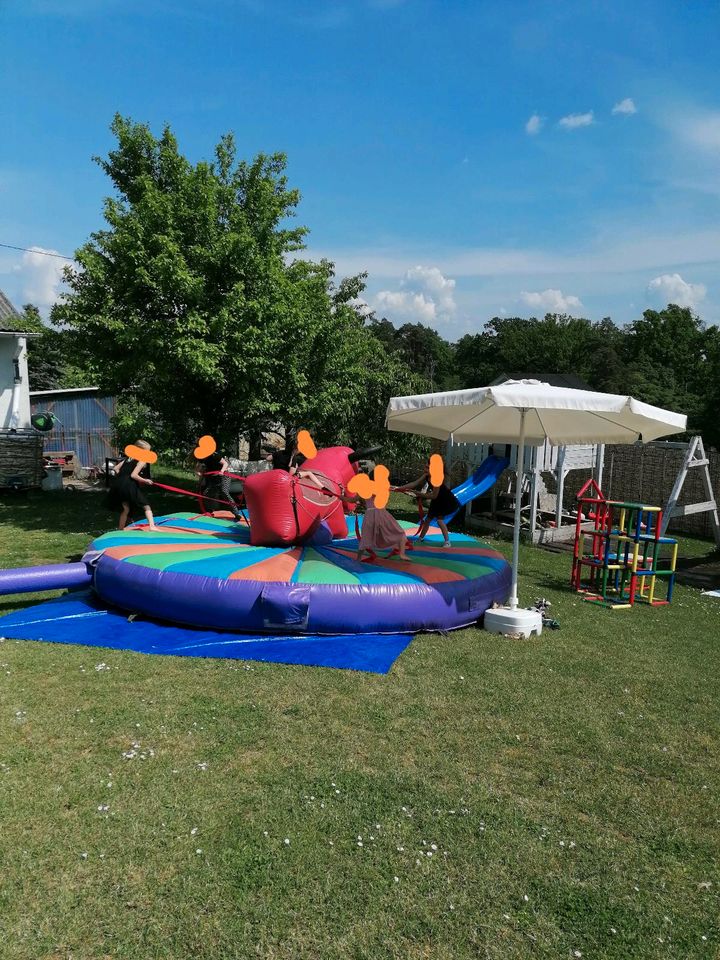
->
<box><xmin>509</xmin><ymin>408</ymin><xmax>527</xmax><ymax>610</ymax></box>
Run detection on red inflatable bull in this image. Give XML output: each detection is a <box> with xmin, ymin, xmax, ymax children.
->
<box><xmin>243</xmin><ymin>446</ymin><xmax>376</xmax><ymax>547</ymax></box>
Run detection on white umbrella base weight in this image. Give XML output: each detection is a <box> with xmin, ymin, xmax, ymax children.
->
<box><xmin>484</xmin><ymin>606</ymin><xmax>543</xmax><ymax>638</ymax></box>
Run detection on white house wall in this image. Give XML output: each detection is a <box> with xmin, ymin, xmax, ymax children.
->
<box><xmin>0</xmin><ymin>336</ymin><xmax>31</xmax><ymax>429</ymax></box>
<box><xmin>450</xmin><ymin>439</ymin><xmax>598</xmax><ymax>473</ymax></box>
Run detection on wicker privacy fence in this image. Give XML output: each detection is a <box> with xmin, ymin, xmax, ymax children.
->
<box><xmin>0</xmin><ymin>430</ymin><xmax>44</xmax><ymax>489</ymax></box>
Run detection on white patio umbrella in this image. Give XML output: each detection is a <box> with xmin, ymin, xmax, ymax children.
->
<box><xmin>386</xmin><ymin>379</ymin><xmax>687</xmax><ymax>635</ymax></box>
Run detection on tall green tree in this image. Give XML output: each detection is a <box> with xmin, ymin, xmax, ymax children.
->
<box><xmin>54</xmin><ymin>116</ymin><xmax>405</xmax><ymax>454</ymax></box>
<box><xmin>24</xmin><ymin>304</ymin><xmax>94</xmax><ymax>392</ymax></box>
<box><xmin>367</xmin><ymin>318</ymin><xmax>458</xmax><ymax>391</ymax></box>
<box><xmin>622</xmin><ymin>305</ymin><xmax>707</xmax><ymax>423</ymax></box>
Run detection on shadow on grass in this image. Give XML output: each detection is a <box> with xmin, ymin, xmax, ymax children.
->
<box><xmin>0</xmin><ymin>482</ymin><xmax>196</xmax><ymax>538</ymax></box>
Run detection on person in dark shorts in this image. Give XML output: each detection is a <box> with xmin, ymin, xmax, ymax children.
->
<box><xmin>394</xmin><ymin>458</ymin><xmax>459</xmax><ymax>547</ymax></box>
<box><xmin>268</xmin><ymin>435</ymin><xmax>305</xmax><ymax>473</ymax></box>
<box><xmin>107</xmin><ymin>439</ymin><xmax>158</xmax><ymax>531</ymax></box>
<box><xmin>197</xmin><ymin>449</ymin><xmax>242</xmax><ymax>519</ymax></box>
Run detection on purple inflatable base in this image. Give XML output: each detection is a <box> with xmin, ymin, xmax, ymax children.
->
<box><xmin>0</xmin><ymin>562</ymin><xmax>92</xmax><ymax>596</ymax></box>
<box><xmin>93</xmin><ymin>555</ymin><xmax>511</xmax><ymax>636</ymax></box>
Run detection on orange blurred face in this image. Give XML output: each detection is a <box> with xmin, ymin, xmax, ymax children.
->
<box><xmin>428</xmin><ymin>454</ymin><xmax>445</xmax><ymax>487</ymax></box>
<box><xmin>347</xmin><ymin>464</ymin><xmax>391</xmax><ymax>508</ymax></box>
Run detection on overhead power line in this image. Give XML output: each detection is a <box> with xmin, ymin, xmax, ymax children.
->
<box><xmin>0</xmin><ymin>242</ymin><xmax>74</xmax><ymax>261</ymax></box>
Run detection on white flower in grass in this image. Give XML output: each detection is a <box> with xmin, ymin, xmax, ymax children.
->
<box><xmin>197</xmin><ymin>762</ymin><xmax>209</xmax><ymax>771</ymax></box>
<box><xmin>523</xmin><ymin>894</ymin><xmax>529</xmax><ymax>902</ymax></box>
<box><xmin>196</xmin><ymin>848</ymin><xmax>202</xmax><ymax>855</ymax></box>
<box><xmin>610</xmin><ymin>927</ymin><xmax>617</xmax><ymax>934</ymax></box>
<box><xmin>283</xmin><ymin>838</ymin><xmax>290</xmax><ymax>845</ymax></box>
<box><xmin>431</xmin><ymin>843</ymin><xmax>438</xmax><ymax>850</ymax></box>
<box><xmin>393</xmin><ymin>876</ymin><xmax>399</xmax><ymax>883</ymax></box>
<box><xmin>97</xmin><ymin>804</ymin><xmax>109</xmax><ymax>813</ymax></box>
<box><xmin>573</xmin><ymin>952</ymin><xmax>582</xmax><ymax>958</ymax></box>
<box><xmin>190</xmin><ymin>827</ymin><xmax>198</xmax><ymax>836</ymax></box>
<box><xmin>357</xmin><ymin>841</ymin><xmax>363</xmax><ymax>847</ymax></box>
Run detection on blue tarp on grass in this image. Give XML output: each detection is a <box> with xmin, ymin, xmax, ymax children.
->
<box><xmin>0</xmin><ymin>591</ymin><xmax>413</xmax><ymax>674</ymax></box>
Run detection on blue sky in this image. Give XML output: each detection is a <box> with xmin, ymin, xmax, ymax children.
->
<box><xmin>1</xmin><ymin>0</ymin><xmax>719</xmax><ymax>337</ymax></box>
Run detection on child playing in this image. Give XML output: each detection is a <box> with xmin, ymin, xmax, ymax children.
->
<box><xmin>393</xmin><ymin>458</ymin><xmax>459</xmax><ymax>548</ymax></box>
<box><xmin>107</xmin><ymin>440</ymin><xmax>158</xmax><ymax>531</ymax></box>
<box><xmin>196</xmin><ymin>449</ymin><xmax>242</xmax><ymax>520</ymax></box>
<box><xmin>342</xmin><ymin>491</ymin><xmax>411</xmax><ymax>562</ymax></box>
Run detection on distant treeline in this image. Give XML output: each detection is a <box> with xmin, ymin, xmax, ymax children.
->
<box><xmin>366</xmin><ymin>305</ymin><xmax>720</xmax><ymax>449</ymax></box>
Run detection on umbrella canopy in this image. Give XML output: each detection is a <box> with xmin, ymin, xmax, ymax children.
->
<box><xmin>385</xmin><ymin>379</ymin><xmax>687</xmax><ymax>445</ymax></box>
<box><xmin>386</xmin><ymin>379</ymin><xmax>687</xmax><ymax>626</ymax></box>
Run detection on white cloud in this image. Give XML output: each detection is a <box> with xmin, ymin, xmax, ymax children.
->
<box><xmin>375</xmin><ymin>289</ymin><xmax>437</xmax><ymax>323</ymax></box>
<box><xmin>375</xmin><ymin>265</ymin><xmax>456</xmax><ymax>325</ymax></box>
<box><xmin>311</xmin><ymin>225</ymin><xmax>720</xmax><ymax>283</ymax></box>
<box><xmin>612</xmin><ymin>97</ymin><xmax>637</xmax><ymax>116</ymax></box>
<box><xmin>673</xmin><ymin>111</ymin><xmax>720</xmax><ymax>152</ymax></box>
<box><xmin>13</xmin><ymin>246</ymin><xmax>67</xmax><ymax>314</ymax></box>
<box><xmin>520</xmin><ymin>288</ymin><xmax>584</xmax><ymax>313</ymax></box>
<box><xmin>558</xmin><ymin>111</ymin><xmax>594</xmax><ymax>130</ymax></box>
<box><xmin>525</xmin><ymin>113</ymin><xmax>543</xmax><ymax>135</ymax></box>
<box><xmin>647</xmin><ymin>273</ymin><xmax>706</xmax><ymax>309</ymax></box>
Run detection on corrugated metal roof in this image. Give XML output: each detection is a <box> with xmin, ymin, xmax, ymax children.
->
<box><xmin>30</xmin><ymin>387</ymin><xmax>101</xmax><ymax>398</ymax></box>
<box><xmin>30</xmin><ymin>393</ymin><xmax>115</xmax><ymax>431</ymax></box>
<box><xmin>30</xmin><ymin>391</ymin><xmax>118</xmax><ymax>464</ymax></box>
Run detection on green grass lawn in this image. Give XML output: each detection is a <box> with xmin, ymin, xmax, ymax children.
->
<box><xmin>1</xmin><ymin>482</ymin><xmax>719</xmax><ymax>959</ymax></box>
